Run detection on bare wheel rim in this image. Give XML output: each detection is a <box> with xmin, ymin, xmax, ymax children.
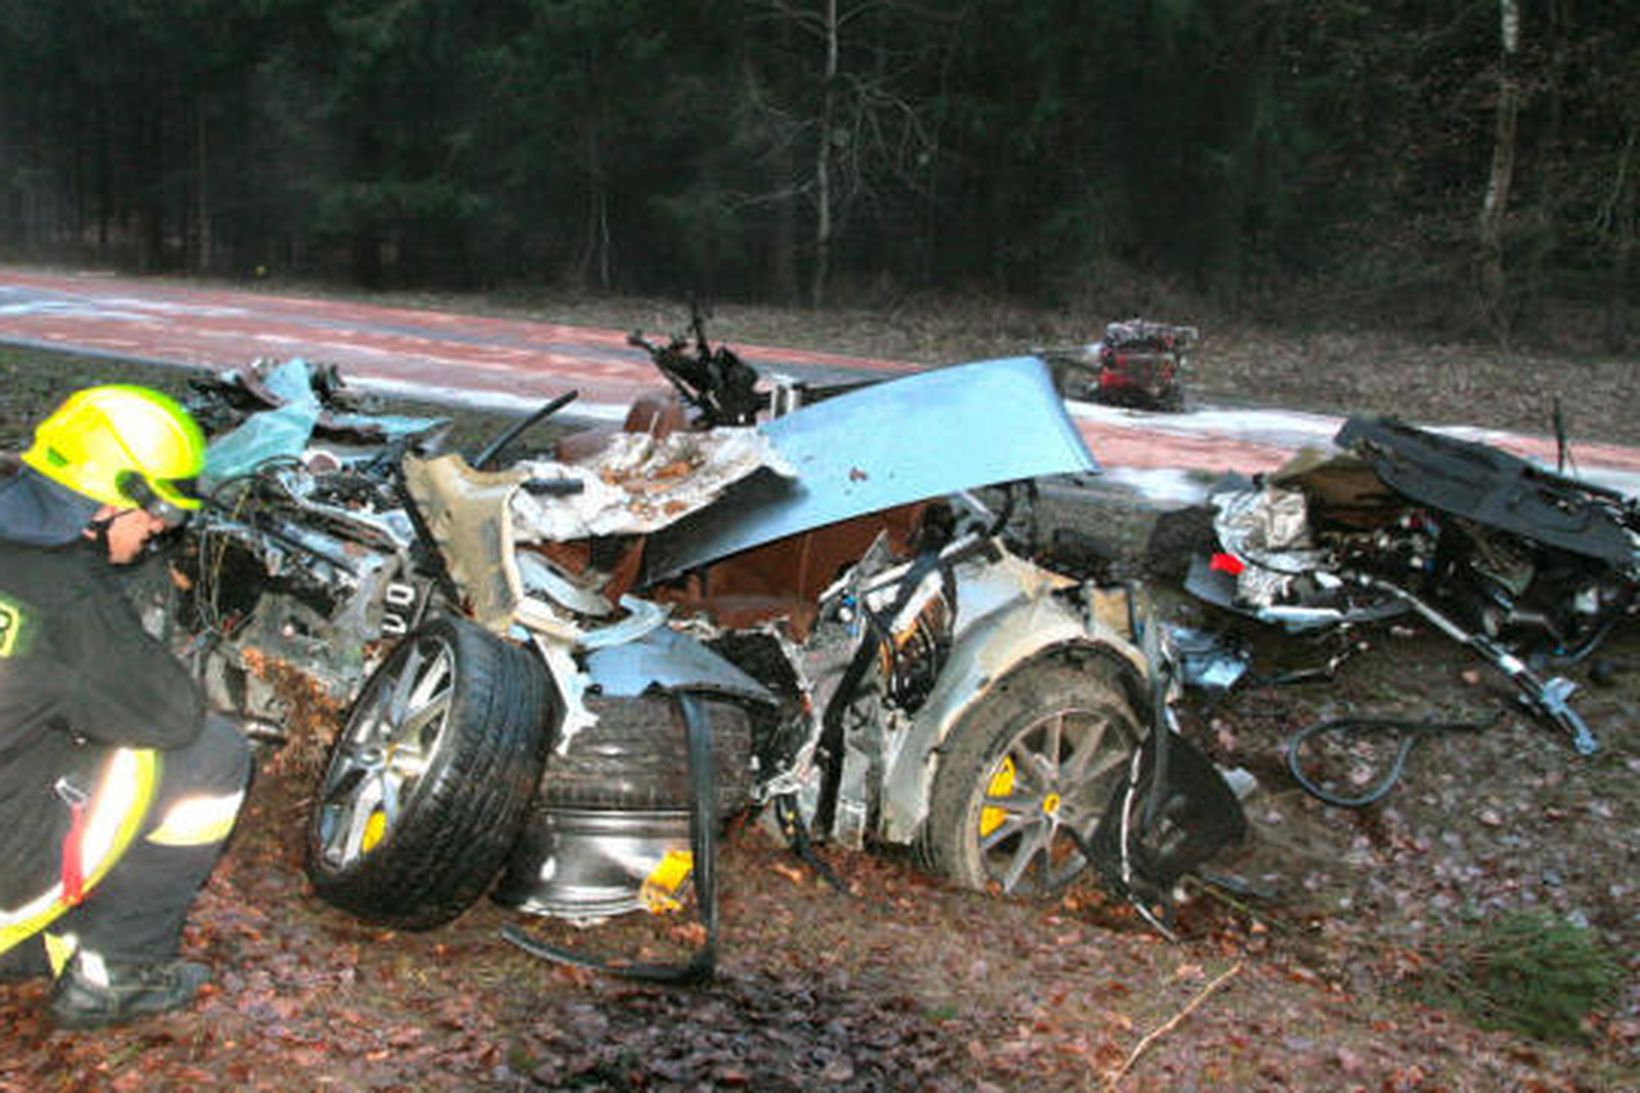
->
<box><xmin>974</xmin><ymin>700</ymin><xmax>1136</xmax><ymax>895</ymax></box>
<box><xmin>314</xmin><ymin>632</ymin><xmax>456</xmax><ymax>872</ymax></box>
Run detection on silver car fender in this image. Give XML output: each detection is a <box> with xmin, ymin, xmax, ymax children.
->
<box><xmin>876</xmin><ymin>555</ymin><xmax>1148</xmax><ymax>845</ymax></box>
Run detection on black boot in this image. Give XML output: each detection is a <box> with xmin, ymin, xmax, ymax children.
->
<box><xmin>49</xmin><ymin>953</ymin><xmax>209</xmax><ymax>1029</ymax></box>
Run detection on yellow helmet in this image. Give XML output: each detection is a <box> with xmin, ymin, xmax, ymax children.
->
<box><xmin>21</xmin><ymin>385</ymin><xmax>206</xmax><ymax>522</ymax></box>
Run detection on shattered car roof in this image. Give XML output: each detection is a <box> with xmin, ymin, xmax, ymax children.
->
<box><xmin>640</xmin><ymin>356</ymin><xmax>1098</xmax><ymax>582</ymax></box>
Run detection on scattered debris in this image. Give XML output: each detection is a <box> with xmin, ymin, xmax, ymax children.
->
<box><xmin>1169</xmin><ymin>626</ymin><xmax>1252</xmax><ymax>692</ymax></box>
<box><xmin>3</xmin><ymin>313</ymin><xmax>1636</xmax><ymax>1089</ymax></box>
<box><xmin>1174</xmin><ymin>414</ymin><xmax>1637</xmax><ymax>756</ymax></box>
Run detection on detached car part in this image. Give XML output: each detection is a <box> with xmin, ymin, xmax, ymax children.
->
<box><xmin>1038</xmin><ymin>318</ymin><xmax>1197</xmax><ymax>411</ymax></box>
<box><xmin>1346</xmin><ymin>571</ymin><xmax>1599</xmax><ymax>755</ymax></box>
<box><xmin>1178</xmin><ymin>414</ymin><xmax>1635</xmax><ymax>754</ymax></box>
<box><xmin>307</xmin><ymin>616</ymin><xmax>554</xmax><ymax>929</ymax></box>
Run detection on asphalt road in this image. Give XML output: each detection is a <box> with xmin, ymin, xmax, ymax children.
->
<box><xmin>3</xmin><ymin>266</ymin><xmax>1637</xmax><ymax>502</ymax></box>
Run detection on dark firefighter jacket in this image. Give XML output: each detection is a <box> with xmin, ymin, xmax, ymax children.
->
<box><xmin>0</xmin><ymin>531</ymin><xmax>205</xmax><ymax>909</ymax></box>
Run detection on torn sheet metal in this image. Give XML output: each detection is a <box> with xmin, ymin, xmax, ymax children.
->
<box><xmin>531</xmin><ymin>636</ymin><xmax>597</xmax><ymax>755</ymax></box>
<box><xmin>642</xmin><ymin>356</ymin><xmax>1098</xmax><ymax>582</ymax></box>
<box><xmin>402</xmin><ymin>453</ymin><xmax>532</xmax><ymax>634</ymax></box>
<box><xmin>510</xmin><ymin>427</ymin><xmax>791</xmax><ymax>541</ymax></box>
<box><xmin>583</xmin><ymin>624</ymin><xmax>774</xmax><ymax>704</ymax></box>
<box><xmin>1169</xmin><ymin>627</ymin><xmax>1251</xmax><ymax>691</ymax></box>
<box><xmin>203</xmin><ymin>394</ymin><xmax>321</xmax><ymax>486</ymax></box>
<box><xmin>200</xmin><ymin>357</ymin><xmax>450</xmax><ymax>443</ymax></box>
<box><xmin>403</xmin><ymin>453</ymin><xmax>690</xmax><ymax>646</ymax></box>
<box><xmin>239</xmin><ymin>356</ymin><xmax>327</xmax><ymax>408</ymax></box>
<box><xmin>515</xmin><ymin>549</ymin><xmax>616</xmax><ymax>618</ymax></box>
<box><xmin>200</xmin><ymin>357</ymin><xmax>448</xmax><ymax>485</ymax></box>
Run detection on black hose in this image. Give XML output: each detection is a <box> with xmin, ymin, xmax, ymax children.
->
<box><xmin>471</xmin><ymin>389</ymin><xmax>578</xmax><ymax>471</ymax></box>
<box><xmin>1285</xmin><ymin>714</ymin><xmax>1495</xmax><ymax>808</ymax></box>
<box><xmin>1539</xmin><ymin>587</ymin><xmax>1632</xmax><ymax>667</ymax></box>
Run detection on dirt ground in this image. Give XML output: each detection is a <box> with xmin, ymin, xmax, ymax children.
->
<box><xmin>0</xmin><ymin>298</ymin><xmax>1637</xmax><ymax>1092</ymax></box>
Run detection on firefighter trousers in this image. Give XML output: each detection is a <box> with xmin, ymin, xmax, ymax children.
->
<box><xmin>0</xmin><ymin>714</ymin><xmax>251</xmax><ymax>979</ymax></box>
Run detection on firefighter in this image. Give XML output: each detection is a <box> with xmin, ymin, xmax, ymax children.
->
<box><xmin>0</xmin><ymin>384</ymin><xmax>251</xmax><ymax>1028</ymax></box>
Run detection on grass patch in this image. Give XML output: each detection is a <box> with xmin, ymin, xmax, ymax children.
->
<box><xmin>0</xmin><ymin>344</ymin><xmax>206</xmax><ymax>447</ymax></box>
<box><xmin>1417</xmin><ymin>911</ymin><xmax>1623</xmax><ymax>1042</ymax></box>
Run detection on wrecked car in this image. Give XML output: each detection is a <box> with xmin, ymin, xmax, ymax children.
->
<box><xmin>142</xmin><ymin>331</ymin><xmax>1242</xmax><ymax>966</ymax></box>
<box><xmin>1177</xmin><ymin>414</ymin><xmax>1639</xmax><ymax>756</ymax></box>
<box><xmin>1039</xmin><ymin>319</ymin><xmax>1197</xmax><ymax>411</ymax></box>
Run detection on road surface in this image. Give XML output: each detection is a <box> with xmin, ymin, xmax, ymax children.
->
<box><xmin>3</xmin><ymin>266</ymin><xmax>1637</xmax><ymax>501</ymax></box>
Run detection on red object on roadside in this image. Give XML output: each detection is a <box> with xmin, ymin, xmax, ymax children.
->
<box><xmin>1209</xmin><ymin>552</ymin><xmax>1245</xmax><ymax>576</ymax></box>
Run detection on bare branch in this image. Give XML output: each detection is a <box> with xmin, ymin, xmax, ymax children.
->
<box><xmin>1102</xmin><ymin>962</ymin><xmax>1245</xmax><ymax>1091</ymax></box>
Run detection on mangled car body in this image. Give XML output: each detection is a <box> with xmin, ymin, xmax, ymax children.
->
<box><xmin>152</xmin><ymin>341</ymin><xmax>1229</xmax><ymax>955</ymax></box>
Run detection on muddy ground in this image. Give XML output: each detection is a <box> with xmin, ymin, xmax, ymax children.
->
<box><xmin>0</xmin><ymin>301</ymin><xmax>1636</xmax><ymax>1092</ymax></box>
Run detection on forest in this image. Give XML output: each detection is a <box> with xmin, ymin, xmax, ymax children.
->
<box><xmin>0</xmin><ymin>0</ymin><xmax>1634</xmax><ymax>347</ymax></box>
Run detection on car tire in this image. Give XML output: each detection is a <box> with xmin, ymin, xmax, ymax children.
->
<box><xmin>921</xmin><ymin>656</ymin><xmax>1141</xmax><ymax>897</ymax></box>
<box><xmin>306</xmin><ymin>615</ymin><xmax>551</xmax><ymax>930</ymax></box>
<box><xmin>491</xmin><ymin>692</ymin><xmax>756</xmax><ymax>918</ymax></box>
<box><xmin>535</xmin><ymin>693</ymin><xmax>754</xmax><ymax>817</ymax></box>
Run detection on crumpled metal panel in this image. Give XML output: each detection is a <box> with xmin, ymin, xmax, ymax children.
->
<box><xmin>201</xmin><ymin>358</ymin><xmax>447</xmax><ymax>485</ymax></box>
<box><xmin>641</xmin><ymin>357</ymin><xmax>1097</xmax><ymax>582</ymax></box>
<box><xmin>402</xmin><ymin>453</ymin><xmax>531</xmax><ymax>634</ymax></box>
<box><xmin>510</xmin><ymin>427</ymin><xmax>791</xmax><ymax>541</ymax></box>
<box><xmin>584</xmin><ymin>624</ymin><xmax>774</xmax><ymax>704</ymax></box>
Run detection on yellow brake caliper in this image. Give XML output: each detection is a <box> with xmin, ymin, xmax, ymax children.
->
<box><xmin>361</xmin><ymin>746</ymin><xmax>397</xmax><ymax>853</ymax></box>
<box><xmin>362</xmin><ymin>809</ymin><xmax>388</xmax><ymax>853</ymax></box>
<box><xmin>980</xmin><ymin>756</ymin><xmax>1016</xmax><ymax>838</ymax></box>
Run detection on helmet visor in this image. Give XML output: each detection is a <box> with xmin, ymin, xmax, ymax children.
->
<box><xmin>116</xmin><ymin>471</ymin><xmax>202</xmax><ymax>527</ymax></box>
